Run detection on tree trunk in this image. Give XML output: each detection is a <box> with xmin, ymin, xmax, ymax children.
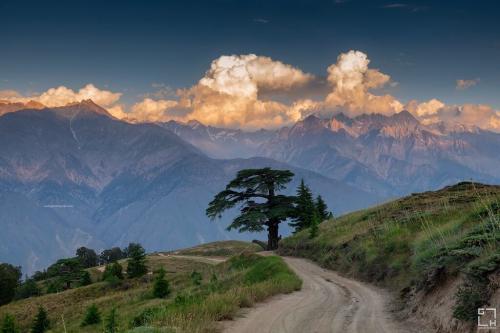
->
<box><xmin>267</xmin><ymin>222</ymin><xmax>279</xmax><ymax>250</ymax></box>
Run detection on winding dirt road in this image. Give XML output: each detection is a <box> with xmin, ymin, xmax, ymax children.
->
<box><xmin>224</xmin><ymin>256</ymin><xmax>426</xmax><ymax>333</ymax></box>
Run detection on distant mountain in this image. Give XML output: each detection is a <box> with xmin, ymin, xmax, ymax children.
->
<box><xmin>165</xmin><ymin>111</ymin><xmax>500</xmax><ymax>196</ymax></box>
<box><xmin>161</xmin><ymin>120</ymin><xmax>273</xmax><ymax>158</ymax></box>
<box><xmin>0</xmin><ymin>101</ymin><xmax>377</xmax><ymax>273</ymax></box>
<box><xmin>0</xmin><ymin>100</ymin><xmax>45</xmax><ymax>116</ymax></box>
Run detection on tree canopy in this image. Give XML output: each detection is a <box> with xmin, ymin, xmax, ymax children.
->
<box><xmin>0</xmin><ymin>263</ymin><xmax>21</xmax><ymax>306</ymax></box>
<box><xmin>76</xmin><ymin>247</ymin><xmax>98</xmax><ymax>268</ymax></box>
<box><xmin>206</xmin><ymin>168</ymin><xmax>296</xmax><ymax>250</ymax></box>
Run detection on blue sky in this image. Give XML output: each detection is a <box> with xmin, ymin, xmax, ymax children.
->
<box><xmin>1</xmin><ymin>0</ymin><xmax>499</xmax><ymax>105</ymax></box>
<box><xmin>1</xmin><ymin>0</ymin><xmax>499</xmax><ymax>130</ymax></box>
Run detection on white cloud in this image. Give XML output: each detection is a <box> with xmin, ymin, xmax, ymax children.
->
<box><xmin>324</xmin><ymin>50</ymin><xmax>403</xmax><ymax>116</ymax></box>
<box><xmin>199</xmin><ymin>54</ymin><xmax>313</xmax><ymax>99</ymax></box>
<box><xmin>127</xmin><ymin>98</ymin><xmax>179</xmax><ymax>123</ymax></box>
<box><xmin>0</xmin><ymin>84</ymin><xmax>121</xmax><ymax>108</ymax></box>
<box><xmin>1</xmin><ymin>52</ymin><xmax>498</xmax><ymax>132</ymax></box>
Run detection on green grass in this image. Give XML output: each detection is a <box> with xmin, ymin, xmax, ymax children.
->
<box><xmin>169</xmin><ymin>240</ymin><xmax>263</xmax><ymax>257</ymax></box>
<box><xmin>0</xmin><ymin>243</ymin><xmax>300</xmax><ymax>333</ymax></box>
<box><xmin>279</xmin><ymin>182</ymin><xmax>500</xmax><ymax>321</ymax></box>
<box><xmin>128</xmin><ymin>254</ymin><xmax>301</xmax><ymax>333</ymax></box>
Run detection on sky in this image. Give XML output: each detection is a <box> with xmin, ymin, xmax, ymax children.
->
<box><xmin>1</xmin><ymin>0</ymin><xmax>500</xmax><ymax>130</ymax></box>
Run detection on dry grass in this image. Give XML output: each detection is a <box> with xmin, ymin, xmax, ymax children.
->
<box><xmin>0</xmin><ymin>243</ymin><xmax>299</xmax><ymax>333</ymax></box>
<box><xmin>280</xmin><ymin>182</ymin><xmax>500</xmax><ymax>290</ymax></box>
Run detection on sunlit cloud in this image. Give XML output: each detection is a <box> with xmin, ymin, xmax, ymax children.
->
<box><xmin>1</xmin><ymin>52</ymin><xmax>499</xmax><ymax>132</ymax></box>
<box><xmin>0</xmin><ymin>84</ymin><xmax>121</xmax><ymax>108</ymax></box>
<box><xmin>456</xmin><ymin>78</ymin><xmax>479</xmax><ymax>90</ymax></box>
<box><xmin>324</xmin><ymin>50</ymin><xmax>403</xmax><ymax>116</ymax></box>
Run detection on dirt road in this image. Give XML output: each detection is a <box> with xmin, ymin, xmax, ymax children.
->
<box><xmin>224</xmin><ymin>256</ymin><xmax>426</xmax><ymax>333</ymax></box>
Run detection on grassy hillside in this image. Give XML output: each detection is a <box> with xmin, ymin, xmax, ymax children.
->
<box><xmin>279</xmin><ymin>182</ymin><xmax>500</xmax><ymax>323</ymax></box>
<box><xmin>0</xmin><ymin>242</ymin><xmax>300</xmax><ymax>333</ymax></box>
<box><xmin>170</xmin><ymin>240</ymin><xmax>263</xmax><ymax>257</ymax></box>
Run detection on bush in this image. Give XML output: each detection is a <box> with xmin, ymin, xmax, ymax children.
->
<box><xmin>31</xmin><ymin>306</ymin><xmax>49</xmax><ymax>333</ymax></box>
<box><xmin>153</xmin><ymin>268</ymin><xmax>170</xmax><ymax>298</ymax></box>
<box><xmin>190</xmin><ymin>271</ymin><xmax>202</xmax><ymax>286</ymax></box>
<box><xmin>105</xmin><ymin>275</ymin><xmax>122</xmax><ymax>288</ymax></box>
<box><xmin>453</xmin><ymin>283</ymin><xmax>489</xmax><ymax>321</ymax></box>
<box><xmin>79</xmin><ymin>271</ymin><xmax>92</xmax><ymax>286</ymax></box>
<box><xmin>104</xmin><ymin>308</ymin><xmax>119</xmax><ymax>333</ymax></box>
<box><xmin>103</xmin><ymin>262</ymin><xmax>124</xmax><ymax>281</ymax></box>
<box><xmin>46</xmin><ymin>279</ymin><xmax>63</xmax><ymax>294</ymax></box>
<box><xmin>15</xmin><ymin>279</ymin><xmax>40</xmax><ymax>300</ymax></box>
<box><xmin>1</xmin><ymin>314</ymin><xmax>19</xmax><ymax>333</ymax></box>
<box><xmin>80</xmin><ymin>304</ymin><xmax>101</xmax><ymax>327</ymax></box>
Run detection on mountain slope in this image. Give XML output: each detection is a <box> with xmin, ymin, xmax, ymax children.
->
<box><xmin>279</xmin><ymin>182</ymin><xmax>500</xmax><ymax>333</ymax></box>
<box><xmin>0</xmin><ymin>102</ymin><xmax>377</xmax><ymax>273</ymax></box>
<box><xmin>165</xmin><ymin>112</ymin><xmax>500</xmax><ymax>197</ymax></box>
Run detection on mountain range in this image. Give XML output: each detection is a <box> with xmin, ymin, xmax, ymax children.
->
<box><xmin>2</xmin><ymin>99</ymin><xmax>499</xmax><ymax>273</ymax></box>
<box><xmin>0</xmin><ymin>100</ymin><xmax>377</xmax><ymax>273</ymax></box>
<box><xmin>163</xmin><ymin>111</ymin><xmax>500</xmax><ymax>197</ymax></box>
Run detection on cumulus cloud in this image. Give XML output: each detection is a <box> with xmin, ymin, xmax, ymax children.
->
<box><xmin>405</xmin><ymin>99</ymin><xmax>500</xmax><ymax>131</ymax></box>
<box><xmin>199</xmin><ymin>54</ymin><xmax>313</xmax><ymax>99</ymax></box>
<box><xmin>2</xmin><ymin>52</ymin><xmax>498</xmax><ymax>132</ymax></box>
<box><xmin>127</xmin><ymin>98</ymin><xmax>179</xmax><ymax>123</ymax></box>
<box><xmin>0</xmin><ymin>84</ymin><xmax>121</xmax><ymax>108</ymax></box>
<box><xmin>436</xmin><ymin>104</ymin><xmax>500</xmax><ymax>131</ymax></box>
<box><xmin>324</xmin><ymin>50</ymin><xmax>403</xmax><ymax>116</ymax></box>
<box><xmin>406</xmin><ymin>98</ymin><xmax>445</xmax><ymax>118</ymax></box>
<box><xmin>122</xmin><ymin>51</ymin><xmax>498</xmax><ymax>132</ymax></box>
<box><xmin>456</xmin><ymin>78</ymin><xmax>479</xmax><ymax>90</ymax></box>
<box><xmin>123</xmin><ymin>54</ymin><xmax>313</xmax><ymax>129</ymax></box>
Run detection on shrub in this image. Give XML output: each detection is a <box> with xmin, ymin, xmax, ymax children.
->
<box><xmin>104</xmin><ymin>308</ymin><xmax>119</xmax><ymax>333</ymax></box>
<box><xmin>153</xmin><ymin>268</ymin><xmax>170</xmax><ymax>298</ymax></box>
<box><xmin>31</xmin><ymin>306</ymin><xmax>49</xmax><ymax>333</ymax></box>
<box><xmin>46</xmin><ymin>279</ymin><xmax>63</xmax><ymax>294</ymax></box>
<box><xmin>15</xmin><ymin>279</ymin><xmax>40</xmax><ymax>300</ymax></box>
<box><xmin>190</xmin><ymin>271</ymin><xmax>202</xmax><ymax>286</ymax></box>
<box><xmin>105</xmin><ymin>275</ymin><xmax>122</xmax><ymax>288</ymax></box>
<box><xmin>80</xmin><ymin>304</ymin><xmax>101</xmax><ymax>326</ymax></box>
<box><xmin>1</xmin><ymin>314</ymin><xmax>19</xmax><ymax>333</ymax></box>
<box><xmin>453</xmin><ymin>283</ymin><xmax>489</xmax><ymax>321</ymax></box>
<box><xmin>102</xmin><ymin>262</ymin><xmax>124</xmax><ymax>281</ymax></box>
<box><xmin>79</xmin><ymin>271</ymin><xmax>92</xmax><ymax>286</ymax></box>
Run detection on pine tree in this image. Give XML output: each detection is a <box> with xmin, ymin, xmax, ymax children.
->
<box><xmin>309</xmin><ymin>210</ymin><xmax>320</xmax><ymax>239</ymax></box>
<box><xmin>1</xmin><ymin>314</ymin><xmax>19</xmax><ymax>333</ymax></box>
<box><xmin>80</xmin><ymin>304</ymin><xmax>101</xmax><ymax>327</ymax></box>
<box><xmin>104</xmin><ymin>308</ymin><xmax>118</xmax><ymax>333</ymax></box>
<box><xmin>126</xmin><ymin>244</ymin><xmax>148</xmax><ymax>278</ymax></box>
<box><xmin>315</xmin><ymin>195</ymin><xmax>332</xmax><ymax>221</ymax></box>
<box><xmin>153</xmin><ymin>268</ymin><xmax>170</xmax><ymax>298</ymax></box>
<box><xmin>289</xmin><ymin>179</ymin><xmax>315</xmax><ymax>233</ymax></box>
<box><xmin>31</xmin><ymin>306</ymin><xmax>49</xmax><ymax>333</ymax></box>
